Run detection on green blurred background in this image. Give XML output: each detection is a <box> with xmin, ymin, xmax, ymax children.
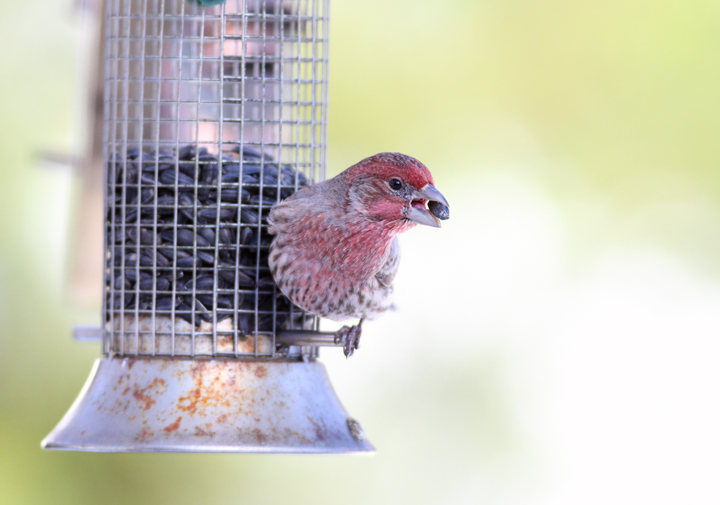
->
<box><xmin>1</xmin><ymin>0</ymin><xmax>719</xmax><ymax>503</ymax></box>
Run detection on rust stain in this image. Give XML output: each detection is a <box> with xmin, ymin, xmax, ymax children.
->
<box><xmin>132</xmin><ymin>377</ymin><xmax>167</xmax><ymax>411</ymax></box>
<box><xmin>163</xmin><ymin>416</ymin><xmax>182</xmax><ymax>433</ymax></box>
<box><xmin>122</xmin><ymin>386</ymin><xmax>131</xmax><ymax>395</ymax></box>
<box><xmin>232</xmin><ymin>425</ymin><xmax>311</xmax><ymax>445</ymax></box>
<box><xmin>135</xmin><ymin>426</ymin><xmax>154</xmax><ymax>441</ymax></box>
<box><xmin>252</xmin><ymin>428</ymin><xmax>267</xmax><ymax>444</ymax></box>
<box><xmin>194</xmin><ymin>424</ymin><xmax>216</xmax><ymax>437</ymax></box>
<box><xmin>132</xmin><ymin>390</ymin><xmax>155</xmax><ymax>411</ymax></box>
<box><xmin>254</xmin><ymin>365</ymin><xmax>267</xmax><ymax>379</ymax></box>
<box><xmin>177</xmin><ymin>387</ymin><xmax>202</xmax><ymax>415</ymax></box>
<box><xmin>284</xmin><ymin>427</ymin><xmax>311</xmax><ymax>445</ymax></box>
<box><xmin>110</xmin><ymin>398</ymin><xmax>132</xmax><ymax>414</ymax></box>
<box><xmin>126</xmin><ymin>358</ymin><xmax>137</xmax><ymax>370</ymax></box>
<box><xmin>216</xmin><ymin>413</ymin><xmax>229</xmax><ymax>424</ymax></box>
<box><xmin>128</xmin><ymin>415</ymin><xmax>137</xmax><ymax>421</ymax></box>
<box><xmin>306</xmin><ymin>415</ymin><xmax>329</xmax><ymax>442</ymax></box>
<box><xmin>177</xmin><ymin>362</ymin><xmax>247</xmax><ymax>417</ymax></box>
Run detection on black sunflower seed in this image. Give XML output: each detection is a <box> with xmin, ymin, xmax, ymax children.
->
<box><xmin>221</xmin><ymin>164</ymin><xmax>239</xmax><ymax>183</ymax></box>
<box><xmin>208</xmin><ymin>189</ymin><xmax>240</xmax><ymax>203</ymax></box>
<box><xmin>236</xmin><ymin>269</ymin><xmax>255</xmax><ymax>287</ymax></box>
<box><xmin>156</xmin><ymin>195</ymin><xmax>176</xmax><ymax>207</ymax></box>
<box><xmin>237</xmin><ymin>227</ymin><xmax>253</xmax><ymax>245</ymax></box>
<box><xmin>178</xmin><ymin>145</ymin><xmax>207</xmax><ymax>161</ymax></box>
<box><xmin>177</xmin><ymin>160</ymin><xmax>198</xmax><ymax>178</ymax></box>
<box><xmin>196</xmin><ymin>294</ymin><xmax>215</xmax><ymax>307</ymax></box>
<box><xmin>219</xmin><ymin>296</ymin><xmax>237</xmax><ymax>309</ymax></box>
<box><xmin>177</xmin><ymin>256</ymin><xmax>200</xmax><ymax>268</ymax></box>
<box><xmin>257</xmin><ymin>277</ymin><xmax>275</xmax><ymax>288</ymax></box>
<box><xmin>159</xmin><ymin>169</ymin><xmax>194</xmax><ymax>186</ymax></box>
<box><xmin>155</xmin><ymin>296</ymin><xmax>174</xmax><ymax>310</ymax></box>
<box><xmin>155</xmin><ymin>277</ymin><xmax>170</xmax><ymax>291</ymax></box>
<box><xmin>249</xmin><ymin>194</ymin><xmax>277</xmax><ymax>206</ymax></box>
<box><xmin>176</xmin><ymin>228</ymin><xmax>198</xmax><ymax>246</ymax></box>
<box><xmin>197</xmin><ymin>227</ymin><xmax>215</xmax><ymax>244</ymax></box>
<box><xmin>155</xmin><ymin>251</ymin><xmax>170</xmax><ymax>266</ymax></box>
<box><xmin>139</xmin><ymin>277</ymin><xmax>154</xmax><ymax>290</ymax></box>
<box><xmin>175</xmin><ymin>303</ymin><xmax>193</xmax><ymax>324</ymax></box>
<box><xmin>190</xmin><ymin>275</ymin><xmax>214</xmax><ymax>291</ymax></box>
<box><xmin>197</xmin><ymin>251</ymin><xmax>216</xmax><ymax>264</ymax></box>
<box><xmin>197</xmin><ymin>207</ymin><xmax>235</xmax><ymax>222</ymax></box>
<box><xmin>428</xmin><ymin>201</ymin><xmax>449</xmax><ymax>220</ymax></box>
<box><xmin>240</xmin><ymin>208</ymin><xmax>259</xmax><ymax>225</ymax></box>
<box><xmin>140</xmin><ymin>229</ymin><xmax>155</xmax><ymax>245</ymax></box>
<box><xmin>107</xmin><ymin>144</ymin><xmax>314</xmax><ymax>333</ymax></box>
<box><xmin>241</xmin><ymin>163</ymin><xmax>261</xmax><ymax>176</ymax></box>
<box><xmin>241</xmin><ymin>173</ymin><xmax>258</xmax><ymax>185</ymax></box>
<box><xmin>124</xmin><ymin>209</ymin><xmax>138</xmax><ymax>223</ymax></box>
<box><xmin>238</xmin><ymin>313</ymin><xmax>252</xmax><ymax>335</ymax></box>
<box><xmin>202</xmin><ymin>163</ymin><xmax>219</xmax><ymax>184</ymax></box>
<box><xmin>157</xmin><ymin>247</ymin><xmax>174</xmax><ymax>260</ymax></box>
<box><xmin>279</xmin><ymin>187</ymin><xmax>295</xmax><ymax>199</ymax></box>
<box><xmin>233</xmin><ymin>146</ymin><xmax>264</xmax><ymax>161</ymax></box>
<box><xmin>217</xmin><ymin>269</ymin><xmax>234</xmax><ymax>284</ymax></box>
<box><xmin>218</xmin><ymin>227</ymin><xmax>236</xmax><ymax>245</ymax></box>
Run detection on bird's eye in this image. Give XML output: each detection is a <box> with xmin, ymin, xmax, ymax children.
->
<box><xmin>388</xmin><ymin>178</ymin><xmax>403</xmax><ymax>191</ymax></box>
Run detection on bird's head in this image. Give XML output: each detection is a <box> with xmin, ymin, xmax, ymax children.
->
<box><xmin>343</xmin><ymin>152</ymin><xmax>449</xmax><ymax>231</ymax></box>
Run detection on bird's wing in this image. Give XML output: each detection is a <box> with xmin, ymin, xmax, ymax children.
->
<box><xmin>268</xmin><ymin>183</ymin><xmax>319</xmax><ymax>233</ymax></box>
<box><xmin>268</xmin><ymin>180</ymin><xmax>345</xmax><ymax>235</ymax></box>
<box><xmin>375</xmin><ymin>236</ymin><xmax>400</xmax><ymax>288</ymax></box>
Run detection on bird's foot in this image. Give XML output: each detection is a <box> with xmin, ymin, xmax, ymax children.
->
<box><xmin>334</xmin><ymin>320</ymin><xmax>363</xmax><ymax>358</ymax></box>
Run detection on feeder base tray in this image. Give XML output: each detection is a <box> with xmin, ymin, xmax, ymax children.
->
<box><xmin>42</xmin><ymin>357</ymin><xmax>374</xmax><ymax>454</ymax></box>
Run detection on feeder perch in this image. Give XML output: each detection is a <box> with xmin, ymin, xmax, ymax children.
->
<box><xmin>43</xmin><ymin>0</ymin><xmax>374</xmax><ymax>453</ymax></box>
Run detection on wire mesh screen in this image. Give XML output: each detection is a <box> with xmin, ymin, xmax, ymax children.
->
<box><xmin>103</xmin><ymin>0</ymin><xmax>329</xmax><ymax>358</ymax></box>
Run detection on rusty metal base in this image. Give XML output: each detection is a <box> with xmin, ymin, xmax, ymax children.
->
<box><xmin>42</xmin><ymin>357</ymin><xmax>374</xmax><ymax>453</ymax></box>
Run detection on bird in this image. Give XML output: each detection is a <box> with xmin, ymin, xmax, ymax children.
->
<box><xmin>268</xmin><ymin>152</ymin><xmax>449</xmax><ymax>357</ymax></box>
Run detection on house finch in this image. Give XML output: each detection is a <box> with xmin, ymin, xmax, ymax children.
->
<box><xmin>268</xmin><ymin>152</ymin><xmax>449</xmax><ymax>357</ymax></box>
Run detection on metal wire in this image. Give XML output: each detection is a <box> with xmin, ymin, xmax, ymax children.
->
<box><xmin>103</xmin><ymin>0</ymin><xmax>328</xmax><ymax>359</ymax></box>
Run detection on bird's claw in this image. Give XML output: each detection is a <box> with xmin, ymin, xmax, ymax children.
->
<box><xmin>333</xmin><ymin>326</ymin><xmax>349</xmax><ymax>345</ymax></box>
<box><xmin>334</xmin><ymin>322</ymin><xmax>363</xmax><ymax>358</ymax></box>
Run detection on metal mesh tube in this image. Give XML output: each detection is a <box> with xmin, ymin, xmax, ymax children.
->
<box><xmin>102</xmin><ymin>0</ymin><xmax>329</xmax><ymax>359</ymax></box>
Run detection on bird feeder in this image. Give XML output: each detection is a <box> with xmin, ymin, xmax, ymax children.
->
<box><xmin>43</xmin><ymin>0</ymin><xmax>374</xmax><ymax>453</ymax></box>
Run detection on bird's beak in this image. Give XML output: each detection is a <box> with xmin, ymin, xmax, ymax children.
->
<box><xmin>405</xmin><ymin>184</ymin><xmax>449</xmax><ymax>228</ymax></box>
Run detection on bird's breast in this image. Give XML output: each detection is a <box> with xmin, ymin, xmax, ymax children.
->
<box><xmin>269</xmin><ymin>216</ymin><xmax>396</xmax><ymax>321</ymax></box>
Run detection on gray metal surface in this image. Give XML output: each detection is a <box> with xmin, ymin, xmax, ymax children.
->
<box><xmin>43</xmin><ymin>357</ymin><xmax>374</xmax><ymax>453</ymax></box>
<box><xmin>74</xmin><ymin>324</ymin><xmax>347</xmax><ymax>347</ymax></box>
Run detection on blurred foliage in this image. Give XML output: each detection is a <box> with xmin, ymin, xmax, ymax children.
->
<box><xmin>330</xmin><ymin>0</ymin><xmax>720</xmax><ymax>195</ymax></box>
<box><xmin>1</xmin><ymin>0</ymin><xmax>719</xmax><ymax>503</ymax></box>
<box><xmin>328</xmin><ymin>0</ymin><xmax>720</xmax><ymax>275</ymax></box>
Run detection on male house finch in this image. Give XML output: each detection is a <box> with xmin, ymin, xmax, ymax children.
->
<box><xmin>268</xmin><ymin>153</ymin><xmax>449</xmax><ymax>357</ymax></box>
